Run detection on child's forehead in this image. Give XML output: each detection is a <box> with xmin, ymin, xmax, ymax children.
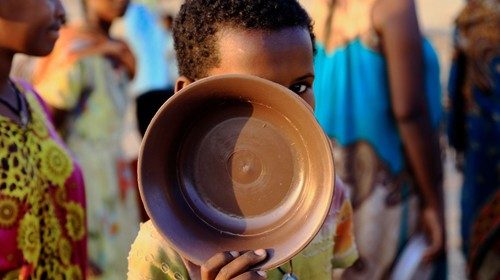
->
<box><xmin>209</xmin><ymin>26</ymin><xmax>314</xmax><ymax>83</ymax></box>
<box><xmin>216</xmin><ymin>26</ymin><xmax>311</xmax><ymax>47</ymax></box>
<box><xmin>212</xmin><ymin>26</ymin><xmax>314</xmax><ymax>72</ymax></box>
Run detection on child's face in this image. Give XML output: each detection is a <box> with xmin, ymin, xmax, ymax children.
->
<box><xmin>207</xmin><ymin>27</ymin><xmax>315</xmax><ymax>109</ymax></box>
<box><xmin>0</xmin><ymin>0</ymin><xmax>65</xmax><ymax>56</ymax></box>
<box><xmin>86</xmin><ymin>0</ymin><xmax>130</xmax><ymax>23</ymax></box>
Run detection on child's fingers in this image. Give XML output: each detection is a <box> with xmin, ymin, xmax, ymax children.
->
<box><xmin>201</xmin><ymin>251</ymin><xmax>240</xmax><ymax>280</ymax></box>
<box><xmin>215</xmin><ymin>249</ymin><xmax>267</xmax><ymax>280</ymax></box>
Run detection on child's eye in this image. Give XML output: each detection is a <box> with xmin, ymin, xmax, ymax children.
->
<box><xmin>289</xmin><ymin>83</ymin><xmax>309</xmax><ymax>94</ymax></box>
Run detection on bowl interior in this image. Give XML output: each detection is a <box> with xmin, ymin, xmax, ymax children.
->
<box><xmin>139</xmin><ymin>74</ymin><xmax>334</xmax><ymax>269</ymax></box>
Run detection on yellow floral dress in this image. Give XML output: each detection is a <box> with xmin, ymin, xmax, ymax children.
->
<box><xmin>0</xmin><ymin>81</ymin><xmax>86</xmax><ymax>279</ymax></box>
<box><xmin>127</xmin><ymin>178</ymin><xmax>358</xmax><ymax>280</ymax></box>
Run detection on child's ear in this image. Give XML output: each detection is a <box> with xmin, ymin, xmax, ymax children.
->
<box><xmin>175</xmin><ymin>76</ymin><xmax>194</xmax><ymax>93</ymax></box>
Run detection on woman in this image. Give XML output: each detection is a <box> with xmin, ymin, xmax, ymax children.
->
<box><xmin>0</xmin><ymin>0</ymin><xmax>87</xmax><ymax>278</ymax></box>
<box><xmin>309</xmin><ymin>0</ymin><xmax>446</xmax><ymax>278</ymax></box>
<box><xmin>34</xmin><ymin>0</ymin><xmax>139</xmax><ymax>278</ymax></box>
<box><xmin>448</xmin><ymin>0</ymin><xmax>499</xmax><ymax>278</ymax></box>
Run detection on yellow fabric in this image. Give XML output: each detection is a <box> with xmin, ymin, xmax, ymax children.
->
<box><xmin>35</xmin><ymin>60</ymin><xmax>85</xmax><ymax>110</ymax></box>
<box><xmin>127</xmin><ymin>178</ymin><xmax>358</xmax><ymax>280</ymax></box>
<box><xmin>35</xmin><ymin>26</ymin><xmax>139</xmax><ymax>279</ymax></box>
<box><xmin>0</xmin><ymin>86</ymin><xmax>85</xmax><ymax>279</ymax></box>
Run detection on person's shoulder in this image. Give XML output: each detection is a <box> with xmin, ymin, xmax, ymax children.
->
<box><xmin>373</xmin><ymin>0</ymin><xmax>417</xmax><ymax>30</ymax></box>
<box><xmin>374</xmin><ymin>0</ymin><xmax>415</xmax><ymax>14</ymax></box>
<box><xmin>129</xmin><ymin>220</ymin><xmax>168</xmax><ymax>252</ymax></box>
<box><xmin>128</xmin><ymin>220</ymin><xmax>189</xmax><ymax>280</ymax></box>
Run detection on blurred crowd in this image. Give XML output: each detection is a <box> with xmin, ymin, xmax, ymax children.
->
<box><xmin>1</xmin><ymin>0</ymin><xmax>498</xmax><ymax>279</ymax></box>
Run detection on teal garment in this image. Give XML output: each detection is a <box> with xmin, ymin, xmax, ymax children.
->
<box><xmin>313</xmin><ymin>37</ymin><xmax>447</xmax><ymax>279</ymax></box>
<box><xmin>314</xmin><ymin>38</ymin><xmax>442</xmax><ymax>174</ymax></box>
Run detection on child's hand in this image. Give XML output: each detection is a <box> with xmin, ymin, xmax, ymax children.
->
<box><xmin>201</xmin><ymin>250</ymin><xmax>268</xmax><ymax>280</ymax></box>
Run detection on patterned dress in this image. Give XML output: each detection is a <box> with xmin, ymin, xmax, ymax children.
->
<box><xmin>34</xmin><ymin>27</ymin><xmax>140</xmax><ymax>279</ymax></box>
<box><xmin>127</xmin><ymin>178</ymin><xmax>358</xmax><ymax>280</ymax></box>
<box><xmin>0</xmin><ymin>81</ymin><xmax>87</xmax><ymax>279</ymax></box>
<box><xmin>448</xmin><ymin>0</ymin><xmax>500</xmax><ymax>278</ymax></box>
<box><xmin>313</xmin><ymin>36</ymin><xmax>445</xmax><ymax>279</ymax></box>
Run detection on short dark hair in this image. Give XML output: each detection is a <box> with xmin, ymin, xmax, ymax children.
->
<box><xmin>173</xmin><ymin>0</ymin><xmax>315</xmax><ymax>80</ymax></box>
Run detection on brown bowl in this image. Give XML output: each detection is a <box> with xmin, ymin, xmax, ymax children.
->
<box><xmin>138</xmin><ymin>74</ymin><xmax>334</xmax><ymax>270</ymax></box>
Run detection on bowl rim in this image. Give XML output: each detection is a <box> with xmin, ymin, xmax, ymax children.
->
<box><xmin>138</xmin><ymin>73</ymin><xmax>335</xmax><ymax>270</ymax></box>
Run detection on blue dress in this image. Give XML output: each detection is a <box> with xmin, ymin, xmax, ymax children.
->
<box><xmin>446</xmin><ymin>2</ymin><xmax>500</xmax><ymax>277</ymax></box>
<box><xmin>448</xmin><ymin>54</ymin><xmax>500</xmax><ymax>276</ymax></box>
<box><xmin>313</xmin><ymin>37</ymin><xmax>444</xmax><ymax>279</ymax></box>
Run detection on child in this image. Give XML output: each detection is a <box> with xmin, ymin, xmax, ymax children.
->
<box><xmin>127</xmin><ymin>1</ymin><xmax>358</xmax><ymax>279</ymax></box>
<box><xmin>33</xmin><ymin>0</ymin><xmax>139</xmax><ymax>278</ymax></box>
<box><xmin>0</xmin><ymin>0</ymin><xmax>87</xmax><ymax>279</ymax></box>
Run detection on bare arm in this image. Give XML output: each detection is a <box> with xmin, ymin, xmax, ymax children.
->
<box><xmin>375</xmin><ymin>0</ymin><xmax>444</xmax><ymax>261</ymax></box>
<box><xmin>101</xmin><ymin>39</ymin><xmax>136</xmax><ymax>79</ymax></box>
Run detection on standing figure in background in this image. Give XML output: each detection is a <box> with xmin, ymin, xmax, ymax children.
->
<box><xmin>123</xmin><ymin>2</ymin><xmax>177</xmax><ymax>137</ymax></box>
<box><xmin>122</xmin><ymin>1</ymin><xmax>178</xmax><ymax>221</ymax></box>
<box><xmin>33</xmin><ymin>0</ymin><xmax>139</xmax><ymax>278</ymax></box>
<box><xmin>310</xmin><ymin>0</ymin><xmax>446</xmax><ymax>278</ymax></box>
<box><xmin>0</xmin><ymin>0</ymin><xmax>87</xmax><ymax>278</ymax></box>
<box><xmin>447</xmin><ymin>0</ymin><xmax>499</xmax><ymax>279</ymax></box>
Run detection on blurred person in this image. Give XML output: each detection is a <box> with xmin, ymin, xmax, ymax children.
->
<box><xmin>161</xmin><ymin>13</ymin><xmax>179</xmax><ymax>92</ymax></box>
<box><xmin>33</xmin><ymin>0</ymin><xmax>140</xmax><ymax>278</ymax></box>
<box><xmin>310</xmin><ymin>0</ymin><xmax>446</xmax><ymax>278</ymax></box>
<box><xmin>123</xmin><ymin>2</ymin><xmax>177</xmax><ymax>137</ymax></box>
<box><xmin>447</xmin><ymin>0</ymin><xmax>499</xmax><ymax>279</ymax></box>
<box><xmin>0</xmin><ymin>0</ymin><xmax>87</xmax><ymax>278</ymax></box>
<box><xmin>122</xmin><ymin>2</ymin><xmax>178</xmax><ymax>222</ymax></box>
<box><xmin>9</xmin><ymin>0</ymin><xmax>86</xmax><ymax>83</ymax></box>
